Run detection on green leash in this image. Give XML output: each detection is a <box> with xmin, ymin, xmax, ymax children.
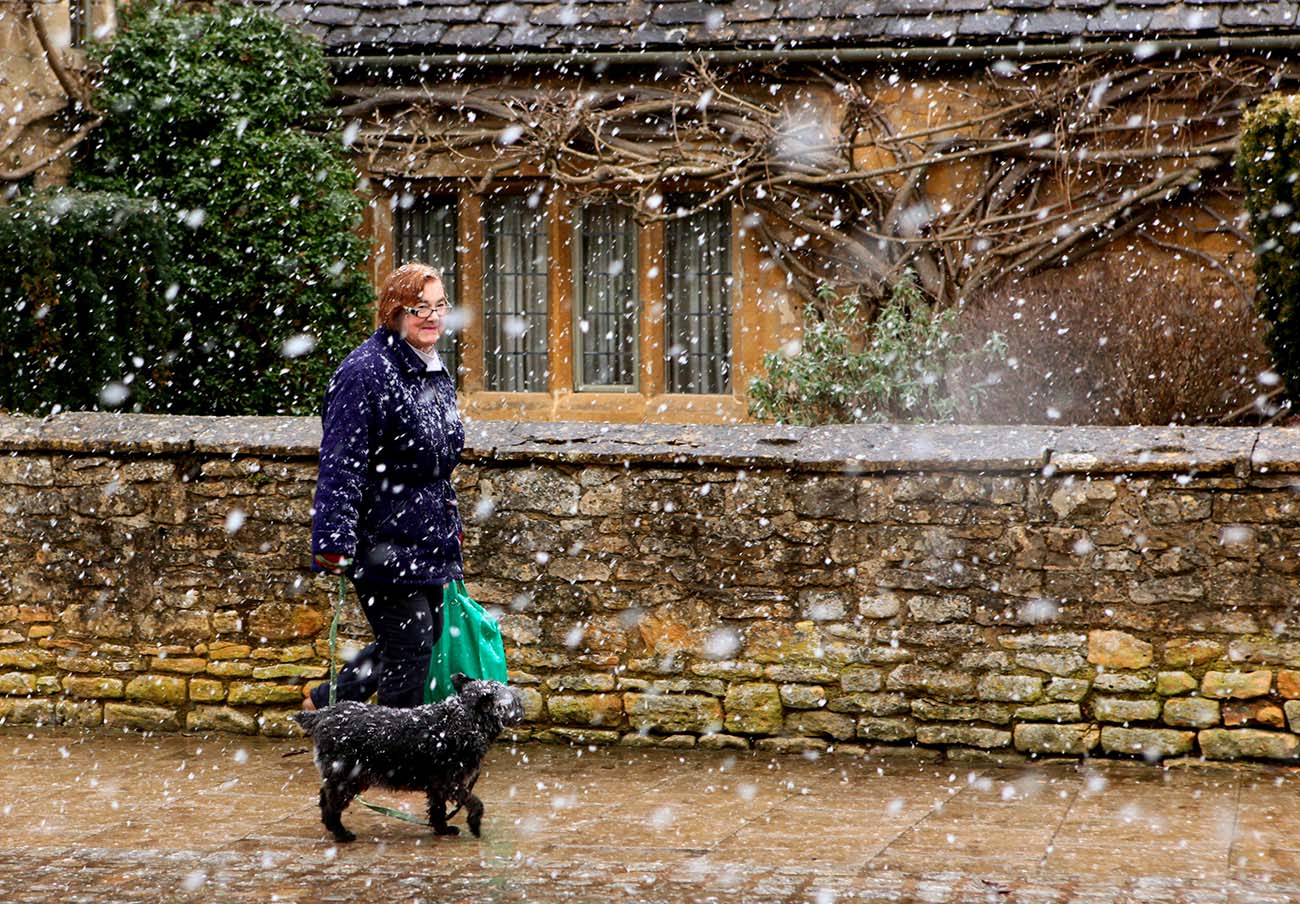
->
<box><xmin>327</xmin><ymin>574</ymin><xmax>442</xmax><ymax>827</ymax></box>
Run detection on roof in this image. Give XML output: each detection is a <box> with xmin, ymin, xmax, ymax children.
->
<box><xmin>251</xmin><ymin>0</ymin><xmax>1300</xmax><ymax>55</ymax></box>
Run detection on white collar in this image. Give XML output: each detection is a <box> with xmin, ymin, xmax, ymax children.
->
<box><xmin>405</xmin><ymin>340</ymin><xmax>444</xmax><ymax>372</ymax></box>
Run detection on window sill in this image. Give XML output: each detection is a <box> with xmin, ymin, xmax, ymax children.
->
<box><xmin>460</xmin><ymin>391</ymin><xmax>749</xmax><ymax>424</ymax></box>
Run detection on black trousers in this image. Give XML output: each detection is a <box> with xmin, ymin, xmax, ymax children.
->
<box><xmin>310</xmin><ymin>582</ymin><xmax>444</xmax><ymax>709</ymax></box>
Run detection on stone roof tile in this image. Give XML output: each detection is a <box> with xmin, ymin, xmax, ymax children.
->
<box><xmin>255</xmin><ymin>0</ymin><xmax>1300</xmax><ymax>53</ymax></box>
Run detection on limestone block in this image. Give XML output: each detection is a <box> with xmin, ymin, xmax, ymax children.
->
<box><xmin>125</xmin><ymin>675</ymin><xmax>187</xmax><ymax>706</ymax></box>
<box><xmin>698</xmin><ymin>733</ymin><xmax>751</xmax><ymax>750</ymax></box>
<box><xmin>915</xmin><ymin>724</ymin><xmax>1011</xmax><ymax>749</ymax></box>
<box><xmin>779</xmin><ymin>684</ymin><xmax>826</xmax><ymax>709</ymax></box>
<box><xmin>186</xmin><ymin>706</ymin><xmax>258</xmax><ymax>734</ymax></box>
<box><xmin>840</xmin><ymin>667</ymin><xmax>883</xmax><ymax>693</ymax></box>
<box><xmin>1199</xmin><ymin>728</ymin><xmax>1299</xmax><ymax>761</ymax></box>
<box><xmin>913</xmin><ymin>699</ymin><xmax>1012</xmax><ymax>724</ymax></box>
<box><xmin>826</xmin><ymin>692</ymin><xmax>910</xmax><ymax>716</ymax></box>
<box><xmin>1100</xmin><ymin>727</ymin><xmax>1194</xmax><ymax>759</ymax></box>
<box><xmin>859</xmin><ymin>593</ymin><xmax>901</xmax><ymax>619</ymax></box>
<box><xmin>799</xmin><ymin>589</ymin><xmax>848</xmax><ymax>621</ymax></box>
<box><xmin>63</xmin><ymin>676</ymin><xmax>124</xmax><ymax>699</ymax></box>
<box><xmin>547</xmin><ymin>694</ymin><xmax>625</xmax><ymax>727</ymax></box>
<box><xmin>1163</xmin><ymin>697</ymin><xmax>1220</xmax><ymax>729</ymax></box>
<box><xmin>856</xmin><ymin>717</ymin><xmax>916</xmax><ymax>741</ymax></box>
<box><xmin>1014</xmin><ymin>703</ymin><xmax>1082</xmax><ymax>722</ymax></box>
<box><xmin>1156</xmin><ymin>672</ymin><xmax>1197</xmax><ymax>696</ymax></box>
<box><xmin>1015</xmin><ymin>651</ymin><xmax>1087</xmax><ymax>676</ymax></box>
<box><xmin>1091</xmin><ymin>697</ymin><xmax>1161</xmax><ymax>723</ymax></box>
<box><xmin>723</xmin><ymin>683</ymin><xmax>783</xmax><ymax>734</ymax></box>
<box><xmin>0</xmin><ymin>649</ymin><xmax>54</xmax><ymax>669</ymax></box>
<box><xmin>691</xmin><ymin>661</ymin><xmax>763</xmax><ymax>680</ymax></box>
<box><xmin>247</xmin><ymin>603</ymin><xmax>324</xmax><ymax>641</ymax></box>
<box><xmin>1013</xmin><ymin>723</ymin><xmax>1099</xmax><ymax>755</ymax></box>
<box><xmin>1162</xmin><ymin>638</ymin><xmax>1223</xmax><ymax>668</ymax></box>
<box><xmin>207</xmin><ymin>661</ymin><xmax>255</xmax><ymax>677</ymax></box>
<box><xmin>976</xmin><ymin>674</ymin><xmax>1043</xmax><ymax>703</ymax></box>
<box><xmin>0</xmin><ymin>698</ymin><xmax>55</xmax><ymax>724</ymax></box>
<box><xmin>1222</xmin><ymin>701</ymin><xmax>1286</xmax><ymax>729</ymax></box>
<box><xmin>765</xmin><ymin>664</ymin><xmax>839</xmax><ymax>684</ymax></box>
<box><xmin>625</xmin><ymin>693</ymin><xmax>723</xmax><ymax>734</ymax></box>
<box><xmin>0</xmin><ymin>672</ymin><xmax>36</xmax><ymax>695</ymax></box>
<box><xmin>1093</xmin><ymin>674</ymin><xmax>1154</xmax><ymax>693</ymax></box>
<box><xmin>56</xmin><ymin>700</ymin><xmax>103</xmax><ymax>727</ymax></box>
<box><xmin>1045</xmin><ymin>678</ymin><xmax>1091</xmax><ymax>701</ymax></box>
<box><xmin>151</xmin><ymin>658</ymin><xmax>208</xmax><ymax>674</ymax></box>
<box><xmin>784</xmin><ymin>710</ymin><xmax>855</xmax><ymax>740</ymax></box>
<box><xmin>1088</xmin><ymin>630</ymin><xmax>1153</xmax><ymax>669</ymax></box>
<box><xmin>227</xmin><ymin>682</ymin><xmax>302</xmax><ymax>705</ymax></box>
<box><xmin>1278</xmin><ymin>669</ymin><xmax>1300</xmax><ymax>699</ymax></box>
<box><xmin>907</xmin><ymin>595</ymin><xmax>972</xmax><ymax>623</ymax></box>
<box><xmin>754</xmin><ymin>737</ymin><xmax>829</xmax><ymax>755</ymax></box>
<box><xmin>251</xmin><ymin>664</ymin><xmax>328</xmax><ymax>680</ymax></box>
<box><xmin>1284</xmin><ymin>700</ymin><xmax>1300</xmax><ymax>732</ymax></box>
<box><xmin>189</xmin><ymin>679</ymin><xmax>226</xmax><ymax>702</ymax></box>
<box><xmin>1201</xmin><ymin>670</ymin><xmax>1272</xmax><ymax>699</ymax></box>
<box><xmin>104</xmin><ymin>703</ymin><xmax>180</xmax><ymax>731</ymax></box>
<box><xmin>886</xmin><ymin>664</ymin><xmax>975</xmax><ymax>700</ymax></box>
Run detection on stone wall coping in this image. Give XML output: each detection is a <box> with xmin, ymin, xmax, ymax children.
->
<box><xmin>0</xmin><ymin>412</ymin><xmax>1292</xmax><ymax>476</ymax></box>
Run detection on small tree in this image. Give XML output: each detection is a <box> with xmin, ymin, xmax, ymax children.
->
<box><xmin>748</xmin><ymin>276</ymin><xmax>1004</xmax><ymax>425</ymax></box>
<box><xmin>1238</xmin><ymin>94</ymin><xmax>1300</xmax><ymax>402</ymax></box>
<box><xmin>75</xmin><ymin>1</ymin><xmax>373</xmax><ymax>414</ymax></box>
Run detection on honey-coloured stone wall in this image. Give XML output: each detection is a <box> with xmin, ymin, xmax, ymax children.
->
<box><xmin>2</xmin><ymin>413</ymin><xmax>1300</xmax><ymax>765</ymax></box>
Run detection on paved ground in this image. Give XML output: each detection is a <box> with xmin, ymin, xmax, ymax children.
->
<box><xmin>3</xmin><ymin>729</ymin><xmax>1300</xmax><ymax>903</ymax></box>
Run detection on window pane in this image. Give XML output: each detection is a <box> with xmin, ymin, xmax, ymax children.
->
<box><xmin>577</xmin><ymin>203</ymin><xmax>638</xmax><ymax>388</ymax></box>
<box><xmin>483</xmin><ymin>195</ymin><xmax>548</xmax><ymax>392</ymax></box>
<box><xmin>665</xmin><ymin>200</ymin><xmax>732</xmax><ymax>394</ymax></box>
<box><xmin>394</xmin><ymin>195</ymin><xmax>460</xmax><ymax>382</ymax></box>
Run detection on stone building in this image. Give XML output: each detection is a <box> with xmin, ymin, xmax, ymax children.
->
<box><xmin>5</xmin><ymin>1</ymin><xmax>1300</xmax><ymax>422</ymax></box>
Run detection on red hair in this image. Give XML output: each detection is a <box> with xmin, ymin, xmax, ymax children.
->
<box><xmin>377</xmin><ymin>263</ymin><xmax>443</xmax><ymax>330</ymax></box>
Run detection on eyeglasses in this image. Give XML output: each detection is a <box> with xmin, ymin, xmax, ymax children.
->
<box><xmin>403</xmin><ymin>303</ymin><xmax>451</xmax><ymax>320</ymax></box>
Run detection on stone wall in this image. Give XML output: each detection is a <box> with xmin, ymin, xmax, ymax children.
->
<box><xmin>3</xmin><ymin>413</ymin><xmax>1300</xmax><ymax>764</ymax></box>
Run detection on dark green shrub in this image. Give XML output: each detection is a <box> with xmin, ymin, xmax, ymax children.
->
<box><xmin>1238</xmin><ymin>94</ymin><xmax>1300</xmax><ymax>402</ymax></box>
<box><xmin>75</xmin><ymin>1</ymin><xmax>372</xmax><ymax>414</ymax></box>
<box><xmin>748</xmin><ymin>276</ymin><xmax>1005</xmax><ymax>425</ymax></box>
<box><xmin>0</xmin><ymin>190</ymin><xmax>177</xmax><ymax>414</ymax></box>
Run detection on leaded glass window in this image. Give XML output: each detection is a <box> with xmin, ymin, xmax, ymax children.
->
<box><xmin>575</xmin><ymin>203</ymin><xmax>638</xmax><ymax>389</ymax></box>
<box><xmin>665</xmin><ymin>200</ymin><xmax>732</xmax><ymax>394</ymax></box>
<box><xmin>483</xmin><ymin>195</ymin><xmax>549</xmax><ymax>392</ymax></box>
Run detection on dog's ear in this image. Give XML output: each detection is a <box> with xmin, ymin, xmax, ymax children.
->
<box><xmin>451</xmin><ymin>672</ymin><xmax>472</xmax><ymax>694</ymax></box>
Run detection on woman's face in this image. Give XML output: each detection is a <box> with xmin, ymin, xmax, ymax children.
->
<box><xmin>401</xmin><ymin>278</ymin><xmax>447</xmax><ymax>352</ymax></box>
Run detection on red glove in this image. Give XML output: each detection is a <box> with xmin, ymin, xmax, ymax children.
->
<box><xmin>314</xmin><ymin>552</ymin><xmax>352</xmax><ymax>574</ymax></box>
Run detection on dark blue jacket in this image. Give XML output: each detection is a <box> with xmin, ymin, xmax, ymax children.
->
<box><xmin>311</xmin><ymin>328</ymin><xmax>464</xmax><ymax>585</ymax></box>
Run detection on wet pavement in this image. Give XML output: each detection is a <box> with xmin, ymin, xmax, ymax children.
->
<box><xmin>3</xmin><ymin>729</ymin><xmax>1300</xmax><ymax>903</ymax></box>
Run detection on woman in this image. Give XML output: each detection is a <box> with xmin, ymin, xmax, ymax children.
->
<box><xmin>305</xmin><ymin>262</ymin><xmax>463</xmax><ymax>711</ymax></box>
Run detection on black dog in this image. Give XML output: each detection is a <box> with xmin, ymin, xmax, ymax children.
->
<box><xmin>292</xmin><ymin>673</ymin><xmax>524</xmax><ymax>842</ymax></box>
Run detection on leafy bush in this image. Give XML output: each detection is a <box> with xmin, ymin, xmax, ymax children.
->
<box><xmin>0</xmin><ymin>190</ymin><xmax>177</xmax><ymax>414</ymax></box>
<box><xmin>954</xmin><ymin>258</ymin><xmax>1270</xmax><ymax>425</ymax></box>
<box><xmin>748</xmin><ymin>276</ymin><xmax>1005</xmax><ymax>424</ymax></box>
<box><xmin>1238</xmin><ymin>94</ymin><xmax>1300</xmax><ymax>403</ymax></box>
<box><xmin>74</xmin><ymin>1</ymin><xmax>372</xmax><ymax>414</ymax></box>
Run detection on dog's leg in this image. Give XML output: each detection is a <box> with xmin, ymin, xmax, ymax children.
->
<box><xmin>320</xmin><ymin>781</ymin><xmax>359</xmax><ymax>843</ymax></box>
<box><xmin>426</xmin><ymin>791</ymin><xmax>460</xmax><ymax>836</ymax></box>
<box><xmin>462</xmin><ymin>791</ymin><xmax>485</xmax><ymax>838</ymax></box>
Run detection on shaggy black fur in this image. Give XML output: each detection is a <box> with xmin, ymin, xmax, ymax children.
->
<box><xmin>292</xmin><ymin>674</ymin><xmax>524</xmax><ymax>842</ymax></box>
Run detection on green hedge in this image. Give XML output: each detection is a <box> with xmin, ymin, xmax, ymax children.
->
<box><xmin>0</xmin><ymin>190</ymin><xmax>177</xmax><ymax>414</ymax></box>
<box><xmin>1238</xmin><ymin>94</ymin><xmax>1300</xmax><ymax>400</ymax></box>
<box><xmin>73</xmin><ymin>1</ymin><xmax>373</xmax><ymax>414</ymax></box>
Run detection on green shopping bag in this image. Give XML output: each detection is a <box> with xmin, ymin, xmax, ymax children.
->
<box><xmin>424</xmin><ymin>580</ymin><xmax>509</xmax><ymax>703</ymax></box>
